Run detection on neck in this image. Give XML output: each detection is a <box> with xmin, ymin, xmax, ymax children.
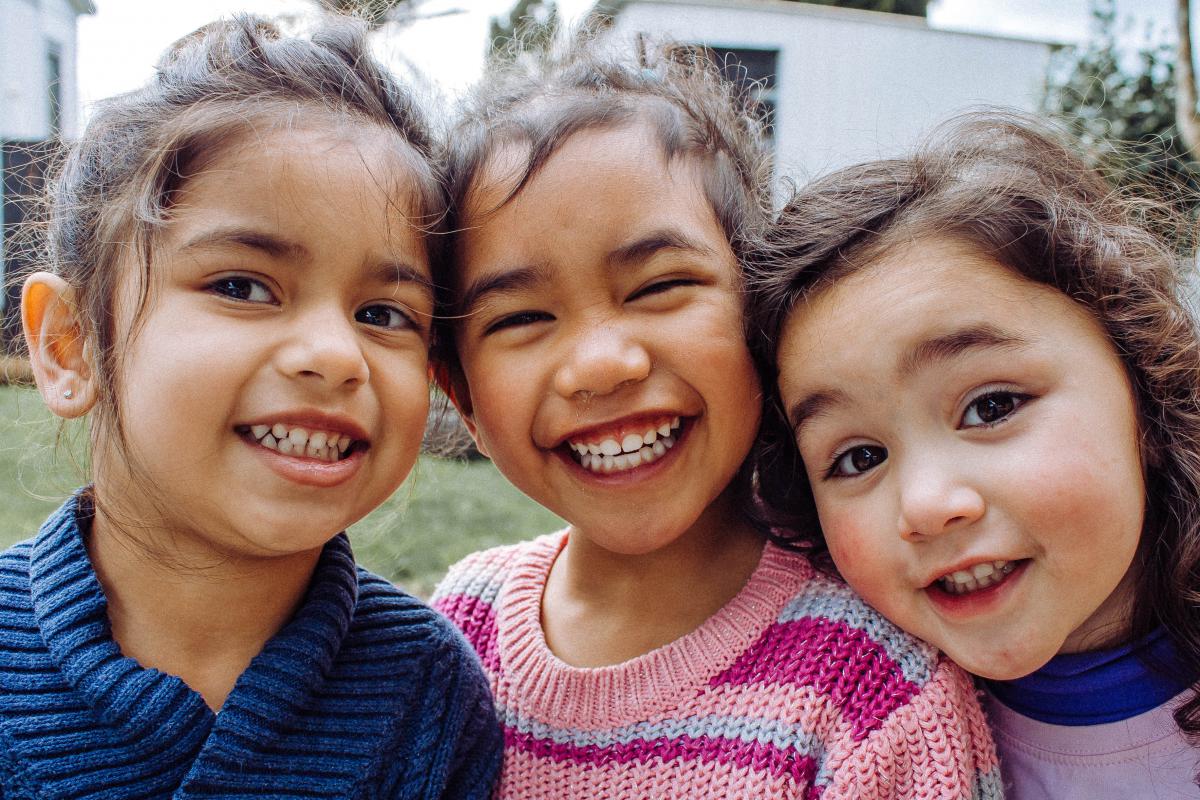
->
<box><xmin>87</xmin><ymin>504</ymin><xmax>322</xmax><ymax>711</ymax></box>
<box><xmin>543</xmin><ymin>492</ymin><xmax>765</xmax><ymax>667</ymax></box>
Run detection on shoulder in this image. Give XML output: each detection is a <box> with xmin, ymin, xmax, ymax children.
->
<box><xmin>431</xmin><ymin>533</ymin><xmax>560</xmax><ymax>629</ymax></box>
<box><xmin>351</xmin><ymin>565</ymin><xmax>480</xmax><ymax>661</ymax></box>
<box><xmin>429</xmin><ymin>533</ymin><xmax>563</xmax><ymax>677</ymax></box>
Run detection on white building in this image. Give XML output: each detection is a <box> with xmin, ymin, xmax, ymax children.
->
<box><xmin>1</xmin><ymin>0</ymin><xmax>93</xmax><ymax>141</ymax></box>
<box><xmin>595</xmin><ymin>0</ymin><xmax>1059</xmax><ymax>181</ymax></box>
<box><xmin>1</xmin><ymin>0</ymin><xmax>94</xmax><ymax>346</ymax></box>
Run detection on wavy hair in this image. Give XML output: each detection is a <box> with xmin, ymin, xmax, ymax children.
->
<box><xmin>747</xmin><ymin>112</ymin><xmax>1200</xmax><ymax>749</ymax></box>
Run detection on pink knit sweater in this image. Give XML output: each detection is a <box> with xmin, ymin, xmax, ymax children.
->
<box><xmin>432</xmin><ymin>532</ymin><xmax>1002</xmax><ymax>799</ymax></box>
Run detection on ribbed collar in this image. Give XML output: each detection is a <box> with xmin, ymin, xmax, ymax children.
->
<box><xmin>29</xmin><ymin>492</ymin><xmax>359</xmax><ymax>750</ymax></box>
<box><xmin>495</xmin><ymin>530</ymin><xmax>809</xmax><ymax>728</ymax></box>
<box><xmin>986</xmin><ymin>628</ymin><xmax>1195</xmax><ymax>726</ymax></box>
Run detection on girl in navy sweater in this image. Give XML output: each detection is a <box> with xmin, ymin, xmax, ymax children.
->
<box><xmin>5</xmin><ymin>15</ymin><xmax>500</xmax><ymax>798</ymax></box>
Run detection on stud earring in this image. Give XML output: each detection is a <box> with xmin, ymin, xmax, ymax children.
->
<box><xmin>62</xmin><ymin>389</ymin><xmax>73</xmax><ymax>399</ymax></box>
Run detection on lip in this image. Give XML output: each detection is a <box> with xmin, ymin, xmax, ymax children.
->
<box><xmin>554</xmin><ymin>410</ymin><xmax>689</xmax><ymax>449</ymax></box>
<box><xmin>247</xmin><ymin>440</ymin><xmax>367</xmax><ymax>487</ymax></box>
<box><xmin>925</xmin><ymin>559</ymin><xmax>1030</xmax><ymax>619</ymax></box>
<box><xmin>238</xmin><ymin>409</ymin><xmax>370</xmax><ymax>443</ymax></box>
<box><xmin>555</xmin><ymin>417</ymin><xmax>691</xmax><ymax>484</ymax></box>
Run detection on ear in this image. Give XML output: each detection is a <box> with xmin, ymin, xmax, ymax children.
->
<box><xmin>22</xmin><ymin>272</ymin><xmax>98</xmax><ymax>419</ymax></box>
<box><xmin>432</xmin><ymin>361</ymin><xmax>488</xmax><ymax>458</ymax></box>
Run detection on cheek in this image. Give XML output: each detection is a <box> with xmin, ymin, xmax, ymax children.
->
<box><xmin>820</xmin><ymin>505</ymin><xmax>897</xmax><ymax>600</ymax></box>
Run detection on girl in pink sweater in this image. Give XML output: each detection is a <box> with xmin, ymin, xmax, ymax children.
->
<box><xmin>430</xmin><ymin>34</ymin><xmax>1000</xmax><ymax>799</ymax></box>
<box><xmin>749</xmin><ymin>113</ymin><xmax>1200</xmax><ymax>798</ymax></box>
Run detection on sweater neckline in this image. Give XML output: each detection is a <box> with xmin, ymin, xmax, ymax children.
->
<box><xmin>495</xmin><ymin>530</ymin><xmax>809</xmax><ymax>727</ymax></box>
<box><xmin>29</xmin><ymin>492</ymin><xmax>359</xmax><ymax>748</ymax></box>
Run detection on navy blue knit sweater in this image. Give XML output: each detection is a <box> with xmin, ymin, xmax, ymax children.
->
<box><xmin>0</xmin><ymin>494</ymin><xmax>502</xmax><ymax>799</ymax></box>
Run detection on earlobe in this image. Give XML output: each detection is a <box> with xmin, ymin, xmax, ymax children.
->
<box><xmin>22</xmin><ymin>273</ymin><xmax>97</xmax><ymax>419</ymax></box>
<box><xmin>436</xmin><ymin>365</ymin><xmax>488</xmax><ymax>459</ymax></box>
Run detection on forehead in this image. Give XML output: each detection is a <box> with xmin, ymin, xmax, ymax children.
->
<box><xmin>777</xmin><ymin>238</ymin><xmax>1086</xmax><ymax>385</ymax></box>
<box><xmin>456</xmin><ymin>121</ymin><xmax>730</xmax><ymax>277</ymax></box>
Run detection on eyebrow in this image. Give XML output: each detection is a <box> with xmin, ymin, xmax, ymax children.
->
<box><xmin>606</xmin><ymin>229</ymin><xmax>713</xmax><ymax>268</ymax></box>
<box><xmin>787</xmin><ymin>388</ymin><xmax>851</xmax><ymax>433</ymax></box>
<box><xmin>181</xmin><ymin>227</ymin><xmax>307</xmax><ymax>259</ymax></box>
<box><xmin>456</xmin><ymin>264</ymin><xmax>548</xmax><ymax>317</ymax></box>
<box><xmin>183</xmin><ymin>226</ymin><xmax>433</xmax><ymax>294</ymax></box>
<box><xmin>457</xmin><ymin>229</ymin><xmax>712</xmax><ymax>317</ymax></box>
<box><xmin>785</xmin><ymin>324</ymin><xmax>1030</xmax><ymax>436</ymax></box>
<box><xmin>898</xmin><ymin>323</ymin><xmax>1029</xmax><ymax>377</ymax></box>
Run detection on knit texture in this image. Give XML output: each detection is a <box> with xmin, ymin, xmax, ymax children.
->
<box><xmin>432</xmin><ymin>531</ymin><xmax>1003</xmax><ymax>800</ymax></box>
<box><xmin>0</xmin><ymin>494</ymin><xmax>502</xmax><ymax>799</ymax></box>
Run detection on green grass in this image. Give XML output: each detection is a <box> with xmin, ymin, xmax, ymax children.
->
<box><xmin>0</xmin><ymin>385</ymin><xmax>562</xmax><ymax>597</ymax></box>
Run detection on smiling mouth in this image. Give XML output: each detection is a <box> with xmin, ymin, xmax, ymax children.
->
<box><xmin>935</xmin><ymin>560</ymin><xmax>1023</xmax><ymax>595</ymax></box>
<box><xmin>565</xmin><ymin>416</ymin><xmax>683</xmax><ymax>475</ymax></box>
<box><xmin>236</xmin><ymin>423</ymin><xmax>365</xmax><ymax>463</ymax></box>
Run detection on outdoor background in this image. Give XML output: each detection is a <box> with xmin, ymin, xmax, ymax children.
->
<box><xmin>2</xmin><ymin>0</ymin><xmax>1196</xmax><ymax>595</ymax></box>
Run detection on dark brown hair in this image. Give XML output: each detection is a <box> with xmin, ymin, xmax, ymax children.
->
<box><xmin>434</xmin><ymin>29</ymin><xmax>773</xmax><ymax>365</ymax></box>
<box><xmin>747</xmin><ymin>111</ymin><xmax>1200</xmax><ymax>748</ymax></box>
<box><xmin>31</xmin><ymin>14</ymin><xmax>443</xmax><ymax>518</ymax></box>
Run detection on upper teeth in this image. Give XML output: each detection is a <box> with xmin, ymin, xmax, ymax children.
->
<box><xmin>937</xmin><ymin>560</ymin><xmax>1016</xmax><ymax>595</ymax></box>
<box><xmin>568</xmin><ymin>417</ymin><xmax>680</xmax><ymax>457</ymax></box>
<box><xmin>568</xmin><ymin>417</ymin><xmax>681</xmax><ymax>474</ymax></box>
<box><xmin>245</xmin><ymin>423</ymin><xmax>353</xmax><ymax>463</ymax></box>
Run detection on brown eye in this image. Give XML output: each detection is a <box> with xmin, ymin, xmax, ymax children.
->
<box><xmin>962</xmin><ymin>391</ymin><xmax>1027</xmax><ymax>428</ymax></box>
<box><xmin>830</xmin><ymin>445</ymin><xmax>887</xmax><ymax>478</ymax></box>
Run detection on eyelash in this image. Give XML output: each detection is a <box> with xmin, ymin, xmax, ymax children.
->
<box><xmin>208</xmin><ymin>276</ymin><xmax>417</xmax><ymax>332</ymax></box>
<box><xmin>481</xmin><ymin>279</ymin><xmax>699</xmax><ymax>336</ymax></box>
<box><xmin>821</xmin><ymin>390</ymin><xmax>1031</xmax><ymax>480</ymax></box>
<box><xmin>629</xmin><ymin>278</ymin><xmax>698</xmax><ymax>300</ymax></box>
<box><xmin>207</xmin><ymin>275</ymin><xmax>276</xmax><ymax>304</ymax></box>
<box><xmin>959</xmin><ymin>389</ymin><xmax>1031</xmax><ymax>429</ymax></box>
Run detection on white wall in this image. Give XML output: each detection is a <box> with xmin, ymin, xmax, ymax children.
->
<box><xmin>605</xmin><ymin>0</ymin><xmax>1057</xmax><ymax>181</ymax></box>
<box><xmin>1</xmin><ymin>0</ymin><xmax>89</xmax><ymax>140</ymax></box>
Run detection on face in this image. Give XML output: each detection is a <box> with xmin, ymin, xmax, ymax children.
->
<box><xmin>95</xmin><ymin>121</ymin><xmax>434</xmax><ymax>562</ymax></box>
<box><xmin>453</xmin><ymin>122</ymin><xmax>761</xmax><ymax>555</ymax></box>
<box><xmin>775</xmin><ymin>238</ymin><xmax>1145</xmax><ymax>679</ymax></box>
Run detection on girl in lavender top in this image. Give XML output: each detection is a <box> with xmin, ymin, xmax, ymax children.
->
<box><xmin>749</xmin><ymin>112</ymin><xmax>1200</xmax><ymax>798</ymax></box>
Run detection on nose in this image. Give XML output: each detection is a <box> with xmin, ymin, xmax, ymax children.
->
<box><xmin>277</xmin><ymin>304</ymin><xmax>370</xmax><ymax>389</ymax></box>
<box><xmin>552</xmin><ymin>322</ymin><xmax>651</xmax><ymax>400</ymax></box>
<box><xmin>896</xmin><ymin>455</ymin><xmax>985</xmax><ymax>542</ymax></box>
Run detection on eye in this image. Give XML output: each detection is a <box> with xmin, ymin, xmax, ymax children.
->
<box><xmin>629</xmin><ymin>278</ymin><xmax>697</xmax><ymax>301</ymax></box>
<box><xmin>356</xmin><ymin>304</ymin><xmax>416</xmax><ymax>330</ymax></box>
<box><xmin>827</xmin><ymin>445</ymin><xmax>888</xmax><ymax>478</ymax></box>
<box><xmin>208</xmin><ymin>276</ymin><xmax>275</xmax><ymax>304</ymax></box>
<box><xmin>484</xmin><ymin>310</ymin><xmax>552</xmax><ymax>335</ymax></box>
<box><xmin>960</xmin><ymin>391</ymin><xmax>1029</xmax><ymax>428</ymax></box>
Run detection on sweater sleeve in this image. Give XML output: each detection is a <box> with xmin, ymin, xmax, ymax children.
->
<box><xmin>438</xmin><ymin>640</ymin><xmax>503</xmax><ymax>800</ymax></box>
<box><xmin>372</xmin><ymin>610</ymin><xmax>503</xmax><ymax>800</ymax></box>
<box><xmin>820</xmin><ymin>659</ymin><xmax>1004</xmax><ymax>800</ymax></box>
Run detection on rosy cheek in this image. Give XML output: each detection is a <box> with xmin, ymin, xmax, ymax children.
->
<box><xmin>820</xmin><ymin>510</ymin><xmax>882</xmax><ymax>577</ymax></box>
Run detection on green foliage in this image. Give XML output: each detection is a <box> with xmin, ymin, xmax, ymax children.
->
<box><xmin>489</xmin><ymin>0</ymin><xmax>561</xmax><ymax>60</ymax></box>
<box><xmin>780</xmin><ymin>0</ymin><xmax>927</xmax><ymax>17</ymax></box>
<box><xmin>1043</xmin><ymin>1</ymin><xmax>1200</xmax><ymax>202</ymax></box>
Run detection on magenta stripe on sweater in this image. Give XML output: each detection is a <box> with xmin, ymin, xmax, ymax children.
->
<box><xmin>505</xmin><ymin>727</ymin><xmax>819</xmax><ymax>785</ymax></box>
<box><xmin>712</xmin><ymin>617</ymin><xmax>920</xmax><ymax>739</ymax></box>
<box><xmin>433</xmin><ymin>593</ymin><xmax>501</xmax><ymax>673</ymax></box>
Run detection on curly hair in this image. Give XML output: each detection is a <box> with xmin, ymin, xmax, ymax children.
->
<box><xmin>746</xmin><ymin>111</ymin><xmax>1200</xmax><ymax>751</ymax></box>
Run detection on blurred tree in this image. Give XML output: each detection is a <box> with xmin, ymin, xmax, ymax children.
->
<box><xmin>312</xmin><ymin>0</ymin><xmax>424</xmax><ymax>29</ymax></box>
<box><xmin>1043</xmin><ymin>0</ymin><xmax>1200</xmax><ymax>205</ymax></box>
<box><xmin>489</xmin><ymin>0</ymin><xmax>560</xmax><ymax>60</ymax></box>
<box><xmin>781</xmin><ymin>0</ymin><xmax>927</xmax><ymax>17</ymax></box>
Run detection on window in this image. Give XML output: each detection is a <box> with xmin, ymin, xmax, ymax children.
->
<box><xmin>47</xmin><ymin>42</ymin><xmax>63</xmax><ymax>136</ymax></box>
<box><xmin>703</xmin><ymin>47</ymin><xmax>778</xmax><ymax>147</ymax></box>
